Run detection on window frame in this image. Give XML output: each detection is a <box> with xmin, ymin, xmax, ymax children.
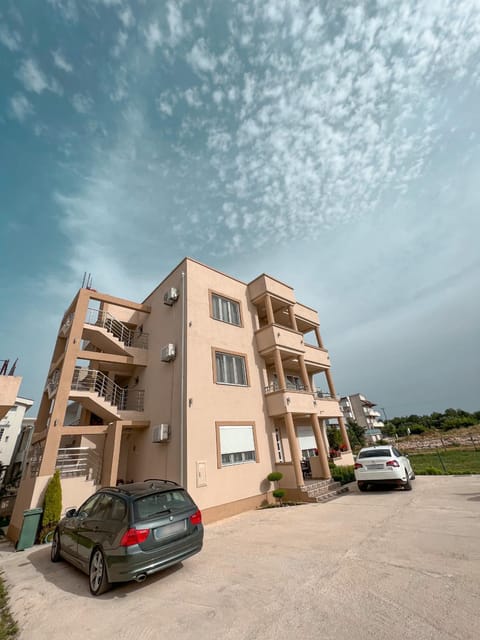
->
<box><xmin>212</xmin><ymin>348</ymin><xmax>250</xmax><ymax>387</ymax></box>
<box><xmin>215</xmin><ymin>421</ymin><xmax>259</xmax><ymax>469</ymax></box>
<box><xmin>209</xmin><ymin>290</ymin><xmax>243</xmax><ymax>327</ymax></box>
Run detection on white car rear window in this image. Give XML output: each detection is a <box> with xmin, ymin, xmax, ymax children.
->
<box><xmin>358</xmin><ymin>449</ymin><xmax>391</xmax><ymax>458</ymax></box>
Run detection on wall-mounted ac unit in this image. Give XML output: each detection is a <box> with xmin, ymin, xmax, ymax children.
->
<box><xmin>163</xmin><ymin>287</ymin><xmax>179</xmax><ymax>306</ymax></box>
<box><xmin>152</xmin><ymin>424</ymin><xmax>170</xmax><ymax>443</ymax></box>
<box><xmin>161</xmin><ymin>344</ymin><xmax>176</xmax><ymax>362</ymax></box>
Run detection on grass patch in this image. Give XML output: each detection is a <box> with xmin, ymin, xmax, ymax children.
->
<box><xmin>0</xmin><ymin>573</ymin><xmax>18</xmax><ymax>640</ymax></box>
<box><xmin>410</xmin><ymin>449</ymin><xmax>480</xmax><ymax>475</ymax></box>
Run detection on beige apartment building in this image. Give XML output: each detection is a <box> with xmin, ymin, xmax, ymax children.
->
<box><xmin>9</xmin><ymin>258</ymin><xmax>351</xmax><ymax>541</ymax></box>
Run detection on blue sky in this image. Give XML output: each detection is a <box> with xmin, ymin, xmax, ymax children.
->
<box><xmin>1</xmin><ymin>0</ymin><xmax>479</xmax><ymax>417</ymax></box>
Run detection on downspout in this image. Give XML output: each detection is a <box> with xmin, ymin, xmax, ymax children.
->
<box><xmin>180</xmin><ymin>271</ymin><xmax>186</xmax><ymax>487</ymax></box>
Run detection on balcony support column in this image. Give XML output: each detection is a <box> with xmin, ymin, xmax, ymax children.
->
<box><xmin>298</xmin><ymin>355</ymin><xmax>311</xmax><ymax>393</ymax></box>
<box><xmin>38</xmin><ymin>289</ymin><xmax>91</xmax><ymax>476</ymax></box>
<box><xmin>325</xmin><ymin>369</ymin><xmax>351</xmax><ymax>451</ymax></box>
<box><xmin>288</xmin><ymin>306</ymin><xmax>298</xmax><ymax>331</ymax></box>
<box><xmin>314</xmin><ymin>326</ymin><xmax>324</xmax><ymax>349</ymax></box>
<box><xmin>273</xmin><ymin>349</ymin><xmax>286</xmax><ymax>390</ymax></box>
<box><xmin>265</xmin><ymin>295</ymin><xmax>275</xmax><ymax>326</ymax></box>
<box><xmin>101</xmin><ymin>421</ymin><xmax>123</xmax><ymax>486</ymax></box>
<box><xmin>284</xmin><ymin>413</ymin><xmax>304</xmax><ymax>488</ymax></box>
<box><xmin>310</xmin><ymin>414</ymin><xmax>331</xmax><ymax>479</ymax></box>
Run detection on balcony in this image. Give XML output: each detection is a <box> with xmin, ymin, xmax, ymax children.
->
<box><xmin>303</xmin><ymin>344</ymin><xmax>330</xmax><ymax>369</ymax></box>
<box><xmin>265</xmin><ymin>388</ymin><xmax>317</xmax><ymax>417</ymax></box>
<box><xmin>55</xmin><ymin>447</ymin><xmax>102</xmax><ymax>484</ymax></box>
<box><xmin>248</xmin><ymin>274</ymin><xmax>296</xmax><ymax>305</ymax></box>
<box><xmin>315</xmin><ymin>392</ymin><xmax>343</xmax><ymax>418</ymax></box>
<box><xmin>293</xmin><ymin>303</ymin><xmax>319</xmax><ymax>326</ymax></box>
<box><xmin>255</xmin><ymin>324</ymin><xmax>304</xmax><ymax>356</ymax></box>
<box><xmin>0</xmin><ymin>368</ymin><xmax>21</xmax><ymax>420</ymax></box>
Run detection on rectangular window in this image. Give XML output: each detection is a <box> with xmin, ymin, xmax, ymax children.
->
<box><xmin>215</xmin><ymin>351</ymin><xmax>247</xmax><ymax>386</ymax></box>
<box><xmin>211</xmin><ymin>293</ymin><xmax>241</xmax><ymax>326</ymax></box>
<box><xmin>218</xmin><ymin>425</ymin><xmax>257</xmax><ymax>467</ymax></box>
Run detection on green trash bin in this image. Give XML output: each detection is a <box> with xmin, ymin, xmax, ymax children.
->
<box><xmin>16</xmin><ymin>508</ymin><xmax>43</xmax><ymax>551</ymax></box>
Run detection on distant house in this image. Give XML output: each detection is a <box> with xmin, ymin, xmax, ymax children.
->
<box><xmin>330</xmin><ymin>394</ymin><xmax>385</xmax><ymax>443</ymax></box>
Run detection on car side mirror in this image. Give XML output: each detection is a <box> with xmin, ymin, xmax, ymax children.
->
<box><xmin>65</xmin><ymin>508</ymin><xmax>77</xmax><ymax>518</ymax></box>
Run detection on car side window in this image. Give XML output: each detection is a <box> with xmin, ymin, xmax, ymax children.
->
<box><xmin>92</xmin><ymin>495</ymin><xmax>114</xmax><ymax>520</ymax></box>
<box><xmin>110</xmin><ymin>496</ymin><xmax>127</xmax><ymax>522</ymax></box>
<box><xmin>392</xmin><ymin>447</ymin><xmax>402</xmax><ymax>457</ymax></box>
<box><xmin>78</xmin><ymin>494</ymin><xmax>102</xmax><ymax>518</ymax></box>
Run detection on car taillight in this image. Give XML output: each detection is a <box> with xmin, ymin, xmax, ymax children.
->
<box><xmin>190</xmin><ymin>509</ymin><xmax>202</xmax><ymax>525</ymax></box>
<box><xmin>120</xmin><ymin>528</ymin><xmax>150</xmax><ymax>547</ymax></box>
<box><xmin>354</xmin><ymin>463</ymin><xmax>363</xmax><ymax>469</ymax></box>
<box><xmin>386</xmin><ymin>460</ymin><xmax>400</xmax><ymax>467</ymax></box>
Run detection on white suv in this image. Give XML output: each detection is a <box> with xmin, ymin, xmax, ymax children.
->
<box><xmin>354</xmin><ymin>446</ymin><xmax>415</xmax><ymax>492</ymax></box>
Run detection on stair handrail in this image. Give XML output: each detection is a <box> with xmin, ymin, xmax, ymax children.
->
<box><xmin>85</xmin><ymin>308</ymin><xmax>148</xmax><ymax>349</ymax></box>
<box><xmin>71</xmin><ymin>367</ymin><xmax>127</xmax><ymax>409</ymax></box>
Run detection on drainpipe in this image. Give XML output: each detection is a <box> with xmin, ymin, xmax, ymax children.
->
<box><xmin>180</xmin><ymin>271</ymin><xmax>186</xmax><ymax>487</ymax></box>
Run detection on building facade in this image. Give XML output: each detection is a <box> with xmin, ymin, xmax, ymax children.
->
<box><xmin>339</xmin><ymin>394</ymin><xmax>384</xmax><ymax>442</ymax></box>
<box><xmin>9</xmin><ymin>259</ymin><xmax>351</xmax><ymax>540</ymax></box>
<box><xmin>0</xmin><ymin>397</ymin><xmax>34</xmax><ymax>478</ymax></box>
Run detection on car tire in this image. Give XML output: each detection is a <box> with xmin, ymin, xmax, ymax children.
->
<box><xmin>51</xmin><ymin>529</ymin><xmax>62</xmax><ymax>563</ymax></box>
<box><xmin>357</xmin><ymin>482</ymin><xmax>368</xmax><ymax>492</ymax></box>
<box><xmin>410</xmin><ymin>470</ymin><xmax>416</xmax><ymax>480</ymax></box>
<box><xmin>89</xmin><ymin>548</ymin><xmax>111</xmax><ymax>596</ymax></box>
<box><xmin>403</xmin><ymin>471</ymin><xmax>412</xmax><ymax>491</ymax></box>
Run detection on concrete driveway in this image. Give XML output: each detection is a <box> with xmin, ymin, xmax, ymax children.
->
<box><xmin>2</xmin><ymin>476</ymin><xmax>480</xmax><ymax>640</ymax></box>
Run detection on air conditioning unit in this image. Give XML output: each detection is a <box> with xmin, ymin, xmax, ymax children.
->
<box><xmin>152</xmin><ymin>424</ymin><xmax>170</xmax><ymax>443</ymax></box>
<box><xmin>163</xmin><ymin>287</ymin><xmax>179</xmax><ymax>306</ymax></box>
<box><xmin>161</xmin><ymin>343</ymin><xmax>176</xmax><ymax>362</ymax></box>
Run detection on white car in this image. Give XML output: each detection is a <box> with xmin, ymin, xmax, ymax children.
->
<box><xmin>354</xmin><ymin>446</ymin><xmax>415</xmax><ymax>492</ymax></box>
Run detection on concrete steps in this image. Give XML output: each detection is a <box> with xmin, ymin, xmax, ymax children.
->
<box><xmin>300</xmin><ymin>479</ymin><xmax>350</xmax><ymax>503</ymax></box>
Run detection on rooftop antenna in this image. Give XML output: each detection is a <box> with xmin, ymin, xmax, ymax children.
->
<box><xmin>8</xmin><ymin>358</ymin><xmax>18</xmax><ymax>376</ymax></box>
<box><xmin>0</xmin><ymin>359</ymin><xmax>8</xmax><ymax>376</ymax></box>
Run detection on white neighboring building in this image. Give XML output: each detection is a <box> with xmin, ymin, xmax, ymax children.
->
<box><xmin>0</xmin><ymin>397</ymin><xmax>34</xmax><ymax>475</ymax></box>
<box><xmin>329</xmin><ymin>394</ymin><xmax>385</xmax><ymax>443</ymax></box>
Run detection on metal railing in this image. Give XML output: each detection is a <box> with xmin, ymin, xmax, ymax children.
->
<box><xmin>315</xmin><ymin>391</ymin><xmax>338</xmax><ymax>400</ymax></box>
<box><xmin>71</xmin><ymin>367</ymin><xmax>144</xmax><ymax>411</ymax></box>
<box><xmin>85</xmin><ymin>308</ymin><xmax>148</xmax><ymax>349</ymax></box>
<box><xmin>264</xmin><ymin>381</ymin><xmax>308</xmax><ymax>394</ymax></box>
<box><xmin>55</xmin><ymin>447</ymin><xmax>102</xmax><ymax>484</ymax></box>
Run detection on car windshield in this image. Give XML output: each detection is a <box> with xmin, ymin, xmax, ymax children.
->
<box><xmin>134</xmin><ymin>490</ymin><xmax>194</xmax><ymax>521</ymax></box>
<box><xmin>358</xmin><ymin>449</ymin><xmax>391</xmax><ymax>458</ymax></box>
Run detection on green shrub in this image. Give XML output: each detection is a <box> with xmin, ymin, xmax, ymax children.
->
<box><xmin>422</xmin><ymin>466</ymin><xmax>443</xmax><ymax>475</ymax></box>
<box><xmin>42</xmin><ymin>470</ymin><xmax>62</xmax><ymax>528</ymax></box>
<box><xmin>267</xmin><ymin>472</ymin><xmax>283</xmax><ymax>483</ymax></box>
<box><xmin>272</xmin><ymin>489</ymin><xmax>286</xmax><ymax>499</ymax></box>
<box><xmin>330</xmin><ymin>465</ymin><xmax>355</xmax><ymax>485</ymax></box>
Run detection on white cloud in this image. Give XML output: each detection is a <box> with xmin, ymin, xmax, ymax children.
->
<box><xmin>47</xmin><ymin>0</ymin><xmax>78</xmax><ymax>22</ymax></box>
<box><xmin>52</xmin><ymin>50</ymin><xmax>73</xmax><ymax>72</ymax></box>
<box><xmin>112</xmin><ymin>30</ymin><xmax>128</xmax><ymax>57</ymax></box>
<box><xmin>16</xmin><ymin>58</ymin><xmax>62</xmax><ymax>95</ymax></box>
<box><xmin>157</xmin><ymin>100</ymin><xmax>173</xmax><ymax>116</ymax></box>
<box><xmin>184</xmin><ymin>88</ymin><xmax>202</xmax><ymax>108</ymax></box>
<box><xmin>71</xmin><ymin>93</ymin><xmax>93</xmax><ymax>113</ymax></box>
<box><xmin>0</xmin><ymin>24</ymin><xmax>21</xmax><ymax>50</ymax></box>
<box><xmin>144</xmin><ymin>21</ymin><xmax>162</xmax><ymax>54</ymax></box>
<box><xmin>186</xmin><ymin>39</ymin><xmax>217</xmax><ymax>74</ymax></box>
<box><xmin>167</xmin><ymin>1</ymin><xmax>185</xmax><ymax>46</ymax></box>
<box><xmin>119</xmin><ymin>7</ymin><xmax>134</xmax><ymax>28</ymax></box>
<box><xmin>9</xmin><ymin>93</ymin><xmax>34</xmax><ymax>122</ymax></box>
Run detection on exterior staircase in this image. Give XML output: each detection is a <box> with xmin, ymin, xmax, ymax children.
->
<box><xmin>300</xmin><ymin>478</ymin><xmax>349</xmax><ymax>503</ymax></box>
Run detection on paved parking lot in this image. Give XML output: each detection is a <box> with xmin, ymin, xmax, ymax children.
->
<box><xmin>2</xmin><ymin>475</ymin><xmax>480</xmax><ymax>640</ymax></box>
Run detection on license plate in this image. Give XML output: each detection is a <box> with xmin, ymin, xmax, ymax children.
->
<box><xmin>367</xmin><ymin>464</ymin><xmax>383</xmax><ymax>470</ymax></box>
<box><xmin>153</xmin><ymin>520</ymin><xmax>186</xmax><ymax>540</ymax></box>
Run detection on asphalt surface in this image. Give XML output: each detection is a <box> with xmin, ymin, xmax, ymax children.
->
<box><xmin>2</xmin><ymin>475</ymin><xmax>479</xmax><ymax>640</ymax></box>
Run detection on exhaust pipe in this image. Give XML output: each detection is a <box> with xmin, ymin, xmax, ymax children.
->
<box><xmin>135</xmin><ymin>573</ymin><xmax>147</xmax><ymax>583</ymax></box>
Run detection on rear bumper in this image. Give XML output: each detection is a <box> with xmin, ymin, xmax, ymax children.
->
<box><xmin>106</xmin><ymin>529</ymin><xmax>203</xmax><ymax>583</ymax></box>
<box><xmin>357</xmin><ymin>478</ymin><xmax>405</xmax><ymax>487</ymax></box>
<box><xmin>355</xmin><ymin>470</ymin><xmax>406</xmax><ymax>484</ymax></box>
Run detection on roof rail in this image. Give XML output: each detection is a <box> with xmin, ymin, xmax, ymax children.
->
<box><xmin>143</xmin><ymin>478</ymin><xmax>180</xmax><ymax>486</ymax></box>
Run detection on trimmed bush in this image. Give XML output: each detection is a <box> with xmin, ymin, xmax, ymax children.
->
<box><xmin>267</xmin><ymin>472</ymin><xmax>283</xmax><ymax>483</ymax></box>
<box><xmin>272</xmin><ymin>489</ymin><xmax>286</xmax><ymax>500</ymax></box>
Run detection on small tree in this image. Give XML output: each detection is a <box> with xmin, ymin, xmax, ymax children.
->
<box><xmin>267</xmin><ymin>471</ymin><xmax>285</xmax><ymax>505</ymax></box>
<box><xmin>39</xmin><ymin>470</ymin><xmax>62</xmax><ymax>542</ymax></box>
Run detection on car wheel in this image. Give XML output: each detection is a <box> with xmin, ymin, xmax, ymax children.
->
<box><xmin>410</xmin><ymin>470</ymin><xmax>416</xmax><ymax>480</ymax></box>
<box><xmin>403</xmin><ymin>471</ymin><xmax>412</xmax><ymax>491</ymax></box>
<box><xmin>51</xmin><ymin>529</ymin><xmax>62</xmax><ymax>563</ymax></box>
<box><xmin>357</xmin><ymin>482</ymin><xmax>368</xmax><ymax>492</ymax></box>
<box><xmin>89</xmin><ymin>548</ymin><xmax>111</xmax><ymax>596</ymax></box>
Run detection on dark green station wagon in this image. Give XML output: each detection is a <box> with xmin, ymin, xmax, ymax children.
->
<box><xmin>51</xmin><ymin>479</ymin><xmax>204</xmax><ymax>595</ymax></box>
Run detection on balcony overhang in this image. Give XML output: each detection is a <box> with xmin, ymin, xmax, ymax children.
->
<box><xmin>0</xmin><ymin>375</ymin><xmax>22</xmax><ymax>419</ymax></box>
<box><xmin>255</xmin><ymin>324</ymin><xmax>304</xmax><ymax>357</ymax></box>
<box><xmin>82</xmin><ymin>325</ymin><xmax>131</xmax><ymax>356</ymax></box>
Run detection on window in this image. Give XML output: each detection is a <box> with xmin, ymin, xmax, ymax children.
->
<box><xmin>275</xmin><ymin>427</ymin><xmax>284</xmax><ymax>462</ymax></box>
<box><xmin>215</xmin><ymin>351</ymin><xmax>247</xmax><ymax>386</ymax></box>
<box><xmin>211</xmin><ymin>293</ymin><xmax>241</xmax><ymax>326</ymax></box>
<box><xmin>134</xmin><ymin>490</ymin><xmax>193</xmax><ymax>521</ymax></box>
<box><xmin>0</xmin><ymin>429</ymin><xmax>4</xmax><ymax>442</ymax></box>
<box><xmin>218</xmin><ymin>424</ymin><xmax>257</xmax><ymax>467</ymax></box>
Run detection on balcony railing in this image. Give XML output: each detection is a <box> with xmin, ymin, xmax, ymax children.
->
<box><xmin>85</xmin><ymin>308</ymin><xmax>148</xmax><ymax>349</ymax></box>
<box><xmin>71</xmin><ymin>367</ymin><xmax>144</xmax><ymax>411</ymax></box>
<box><xmin>55</xmin><ymin>447</ymin><xmax>102</xmax><ymax>484</ymax></box>
<box><xmin>315</xmin><ymin>391</ymin><xmax>338</xmax><ymax>400</ymax></box>
<box><xmin>265</xmin><ymin>381</ymin><xmax>307</xmax><ymax>394</ymax></box>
